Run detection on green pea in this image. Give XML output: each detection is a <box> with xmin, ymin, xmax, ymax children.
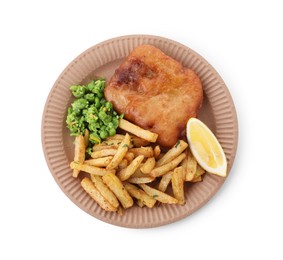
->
<box><xmin>97</xmin><ymin>92</ymin><xmax>103</xmax><ymax>98</ymax></box>
<box><xmin>105</xmin><ymin>102</ymin><xmax>113</xmax><ymax>110</ymax></box>
<box><xmin>108</xmin><ymin>128</ymin><xmax>116</xmax><ymax>136</ymax></box>
<box><xmin>84</xmin><ymin>93</ymin><xmax>95</xmax><ymax>102</ymax></box>
<box><xmin>100</xmin><ymin>130</ymin><xmax>109</xmax><ymax>139</ymax></box>
<box><xmin>72</xmin><ymin>98</ymin><xmax>88</xmax><ymax>110</ymax></box>
<box><xmin>103</xmin><ymin>115</ymin><xmax>112</xmax><ymax>124</ymax></box>
<box><xmin>89</xmin><ymin>80</ymin><xmax>102</xmax><ymax>94</ymax></box>
<box><xmin>88</xmin><ymin>122</ymin><xmax>100</xmax><ymax>132</ymax></box>
<box><xmin>112</xmin><ymin>117</ymin><xmax>119</xmax><ymax>128</ymax></box>
<box><xmin>95</xmin><ymin>97</ymin><xmax>100</xmax><ymax>108</ymax></box>
<box><xmin>107</xmin><ymin>122</ymin><xmax>114</xmax><ymax>128</ymax></box>
<box><xmin>70</xmin><ymin>85</ymin><xmax>86</xmax><ymax>98</ymax></box>
<box><xmin>86</xmin><ymin>81</ymin><xmax>94</xmax><ymax>91</ymax></box>
<box><xmin>100</xmin><ymin>98</ymin><xmax>106</xmax><ymax>106</ymax></box>
<box><xmin>98</xmin><ymin>110</ymin><xmax>107</xmax><ymax>120</ymax></box>
<box><xmin>100</xmin><ymin>125</ymin><xmax>107</xmax><ymax>131</ymax></box>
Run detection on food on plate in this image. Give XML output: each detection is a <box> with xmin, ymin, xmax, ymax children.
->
<box><xmin>102</xmin><ymin>172</ymin><xmax>134</xmax><ymax>209</ymax></box>
<box><xmin>183</xmin><ymin>149</ymin><xmax>197</xmax><ymax>181</ymax></box>
<box><xmin>70</xmin><ymin>161</ymin><xmax>114</xmax><ymax>176</ymax></box>
<box><xmin>171</xmin><ymin>167</ymin><xmax>185</xmax><ymax>205</ymax></box>
<box><xmin>124</xmin><ymin>182</ymin><xmax>156</xmax><ymax>208</ymax></box>
<box><xmin>128</xmin><ymin>147</ymin><xmax>154</xmax><ymax>158</ymax></box>
<box><xmin>119</xmin><ymin>118</ymin><xmax>158</xmax><ymax>143</ymax></box>
<box><xmin>91</xmin><ymin>149</ymin><xmax>117</xmax><ymax>159</ymax></box>
<box><xmin>186</xmin><ymin>117</ymin><xmax>227</xmax><ymax>177</ymax></box>
<box><xmin>84</xmin><ymin>156</ymin><xmax>113</xmax><ymax>167</ymax></box>
<box><xmin>155</xmin><ymin>140</ymin><xmax>188</xmax><ymax>167</ymax></box>
<box><xmin>65</xmin><ymin>45</ymin><xmax>228</xmax><ymax>215</ymax></box>
<box><xmin>117</xmin><ymin>155</ymin><xmax>144</xmax><ymax>181</ymax></box>
<box><xmin>106</xmin><ymin>133</ymin><xmax>131</xmax><ymax>170</ymax></box>
<box><xmin>131</xmin><ymin>136</ymin><xmax>150</xmax><ymax>147</ymax></box>
<box><xmin>90</xmin><ymin>175</ymin><xmax>120</xmax><ymax>208</ymax></box>
<box><xmin>139</xmin><ymin>184</ymin><xmax>178</xmax><ymax>204</ymax></box>
<box><xmin>191</xmin><ymin>165</ymin><xmax>206</xmax><ymax>182</ymax></box>
<box><xmin>81</xmin><ymin>177</ymin><xmax>117</xmax><ymax>212</ymax></box>
<box><xmin>104</xmin><ymin>44</ymin><xmax>203</xmax><ymax>147</ymax></box>
<box><xmin>124</xmin><ymin>152</ymin><xmax>135</xmax><ymax>161</ymax></box>
<box><xmin>140</xmin><ymin>157</ymin><xmax>156</xmax><ymax>174</ymax></box>
<box><xmin>73</xmin><ymin>135</ymin><xmax>85</xmax><ymax>177</ymax></box>
<box><xmin>66</xmin><ymin>79</ymin><xmax>123</xmax><ymax>154</ymax></box>
<box><xmin>153</xmin><ymin>145</ymin><xmax>161</xmax><ymax>159</ymax></box>
<box><xmin>150</xmin><ymin>152</ymin><xmax>186</xmax><ymax>177</ymax></box>
<box><xmin>127</xmin><ymin>176</ymin><xmax>155</xmax><ymax>184</ymax></box>
<box><xmin>158</xmin><ymin>171</ymin><xmax>173</xmax><ymax>192</ymax></box>
<box><xmin>68</xmin><ymin>119</ymin><xmax>226</xmax><ymax>214</ymax></box>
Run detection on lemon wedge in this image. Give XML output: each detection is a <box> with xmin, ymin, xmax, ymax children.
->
<box><xmin>186</xmin><ymin>118</ymin><xmax>227</xmax><ymax>177</ymax></box>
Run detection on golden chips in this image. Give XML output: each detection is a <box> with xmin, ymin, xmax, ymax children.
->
<box><xmin>70</xmin><ymin>120</ymin><xmax>206</xmax><ymax>214</ymax></box>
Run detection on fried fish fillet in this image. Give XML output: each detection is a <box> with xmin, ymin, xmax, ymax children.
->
<box><xmin>104</xmin><ymin>45</ymin><xmax>203</xmax><ymax>148</ymax></box>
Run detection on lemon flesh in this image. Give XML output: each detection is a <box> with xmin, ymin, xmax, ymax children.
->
<box><xmin>186</xmin><ymin>118</ymin><xmax>227</xmax><ymax>177</ymax></box>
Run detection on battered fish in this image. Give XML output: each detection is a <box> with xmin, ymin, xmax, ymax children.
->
<box><xmin>104</xmin><ymin>45</ymin><xmax>203</xmax><ymax>148</ymax></box>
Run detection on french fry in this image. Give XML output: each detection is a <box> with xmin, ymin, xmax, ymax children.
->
<box><xmin>93</xmin><ymin>138</ymin><xmax>133</xmax><ymax>151</ymax></box>
<box><xmin>73</xmin><ymin>135</ymin><xmax>85</xmax><ymax>178</ymax></box>
<box><xmin>158</xmin><ymin>171</ymin><xmax>173</xmax><ymax>192</ymax></box>
<box><xmin>127</xmin><ymin>176</ymin><xmax>155</xmax><ymax>184</ymax></box>
<box><xmin>190</xmin><ymin>165</ymin><xmax>205</xmax><ymax>182</ymax></box>
<box><xmin>119</xmin><ymin>118</ymin><xmax>158</xmax><ymax>142</ymax></box>
<box><xmin>150</xmin><ymin>153</ymin><xmax>186</xmax><ymax>177</ymax></box>
<box><xmin>195</xmin><ymin>165</ymin><xmax>205</xmax><ymax>178</ymax></box>
<box><xmin>81</xmin><ymin>177</ymin><xmax>117</xmax><ymax>212</ymax></box>
<box><xmin>140</xmin><ymin>157</ymin><xmax>156</xmax><ymax>174</ymax></box>
<box><xmin>136</xmin><ymin>199</ymin><xmax>145</xmax><ymax>208</ymax></box>
<box><xmin>156</xmin><ymin>140</ymin><xmax>188</xmax><ymax>167</ymax></box>
<box><xmin>102</xmin><ymin>172</ymin><xmax>133</xmax><ymax>209</ymax></box>
<box><xmin>90</xmin><ymin>175</ymin><xmax>119</xmax><ymax>208</ymax></box>
<box><xmin>181</xmin><ymin>157</ymin><xmax>188</xmax><ymax>180</ymax></box>
<box><xmin>91</xmin><ymin>149</ymin><xmax>134</xmax><ymax>162</ymax></box>
<box><xmin>117</xmin><ymin>206</ymin><xmax>124</xmax><ymax>216</ymax></box>
<box><xmin>129</xmin><ymin>147</ymin><xmax>154</xmax><ymax>158</ymax></box>
<box><xmin>91</xmin><ymin>149</ymin><xmax>117</xmax><ymax>159</ymax></box>
<box><xmin>118</xmin><ymin>159</ymin><xmax>128</xmax><ymax>169</ymax></box>
<box><xmin>124</xmin><ymin>152</ymin><xmax>135</xmax><ymax>162</ymax></box>
<box><xmin>190</xmin><ymin>175</ymin><xmax>202</xmax><ymax>182</ymax></box>
<box><xmin>124</xmin><ymin>182</ymin><xmax>156</xmax><ymax>208</ymax></box>
<box><xmin>106</xmin><ymin>133</ymin><xmax>131</xmax><ymax>170</ymax></box>
<box><xmin>153</xmin><ymin>145</ymin><xmax>161</xmax><ymax>159</ymax></box>
<box><xmin>139</xmin><ymin>184</ymin><xmax>178</xmax><ymax>204</ymax></box>
<box><xmin>130</xmin><ymin>167</ymin><xmax>147</xmax><ymax>178</ymax></box>
<box><xmin>117</xmin><ymin>155</ymin><xmax>144</xmax><ymax>181</ymax></box>
<box><xmin>172</xmin><ymin>167</ymin><xmax>185</xmax><ymax>205</ymax></box>
<box><xmin>92</xmin><ymin>144</ymin><xmax>119</xmax><ymax>151</ymax></box>
<box><xmin>84</xmin><ymin>129</ymin><xmax>89</xmax><ymax>148</ymax></box>
<box><xmin>131</xmin><ymin>136</ymin><xmax>150</xmax><ymax>147</ymax></box>
<box><xmin>84</xmin><ymin>156</ymin><xmax>113</xmax><ymax>167</ymax></box>
<box><xmin>105</xmin><ymin>134</ymin><xmax>125</xmax><ymax>140</ymax></box>
<box><xmin>70</xmin><ymin>161</ymin><xmax>112</xmax><ymax>176</ymax></box>
<box><xmin>184</xmin><ymin>150</ymin><xmax>197</xmax><ymax>181</ymax></box>
<box><xmin>102</xmin><ymin>138</ymin><xmax>126</xmax><ymax>146</ymax></box>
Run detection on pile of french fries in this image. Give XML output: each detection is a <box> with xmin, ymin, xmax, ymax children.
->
<box><xmin>70</xmin><ymin>119</ymin><xmax>205</xmax><ymax>214</ymax></box>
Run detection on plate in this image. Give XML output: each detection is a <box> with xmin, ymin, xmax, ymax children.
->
<box><xmin>42</xmin><ymin>35</ymin><xmax>238</xmax><ymax>228</ymax></box>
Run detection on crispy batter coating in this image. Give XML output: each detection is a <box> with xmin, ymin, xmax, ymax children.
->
<box><xmin>105</xmin><ymin>45</ymin><xmax>203</xmax><ymax>147</ymax></box>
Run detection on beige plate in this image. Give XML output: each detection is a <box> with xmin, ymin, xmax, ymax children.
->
<box><xmin>42</xmin><ymin>35</ymin><xmax>238</xmax><ymax>228</ymax></box>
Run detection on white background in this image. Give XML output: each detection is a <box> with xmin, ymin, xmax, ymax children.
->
<box><xmin>1</xmin><ymin>0</ymin><xmax>282</xmax><ymax>259</ymax></box>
